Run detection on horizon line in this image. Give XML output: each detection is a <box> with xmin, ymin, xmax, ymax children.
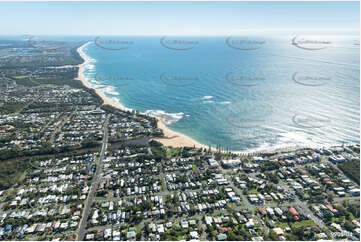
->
<box><xmin>1</xmin><ymin>30</ymin><xmax>360</xmax><ymax>37</ymax></box>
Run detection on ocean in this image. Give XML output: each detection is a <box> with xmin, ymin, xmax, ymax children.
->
<box><xmin>81</xmin><ymin>35</ymin><xmax>360</xmax><ymax>152</ymax></box>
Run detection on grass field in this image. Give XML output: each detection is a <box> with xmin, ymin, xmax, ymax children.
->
<box><xmin>276</xmin><ymin>219</ymin><xmax>316</xmax><ymax>229</ymax></box>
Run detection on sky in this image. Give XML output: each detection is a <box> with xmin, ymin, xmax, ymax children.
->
<box><xmin>0</xmin><ymin>1</ymin><xmax>359</xmax><ymax>36</ymax></box>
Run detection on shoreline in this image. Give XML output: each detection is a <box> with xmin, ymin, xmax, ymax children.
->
<box><xmin>76</xmin><ymin>42</ymin><xmax>132</xmax><ymax>112</ymax></box>
<box><xmin>76</xmin><ymin>42</ymin><xmax>211</xmax><ymax>150</ymax></box>
<box><xmin>76</xmin><ymin>42</ymin><xmax>357</xmax><ymax>155</ymax></box>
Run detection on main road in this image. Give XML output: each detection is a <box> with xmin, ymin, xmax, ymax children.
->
<box><xmin>77</xmin><ymin>114</ymin><xmax>110</xmax><ymax>241</ymax></box>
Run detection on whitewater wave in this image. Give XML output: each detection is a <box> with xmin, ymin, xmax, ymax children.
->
<box><xmin>101</xmin><ymin>86</ymin><xmax>120</xmax><ymax>96</ymax></box>
<box><xmin>145</xmin><ymin>110</ymin><xmax>184</xmax><ymax>125</ymax></box>
<box><xmin>109</xmin><ymin>97</ymin><xmax>132</xmax><ymax>111</ymax></box>
<box><xmin>85</xmin><ymin>63</ymin><xmax>96</xmax><ymax>71</ymax></box>
<box><xmin>84</xmin><ymin>71</ymin><xmax>120</xmax><ymax>96</ymax></box>
<box><xmin>92</xmin><ymin>84</ymin><xmax>107</xmax><ymax>89</ymax></box>
<box><xmin>85</xmin><ymin>75</ymin><xmax>103</xmax><ymax>85</ymax></box>
<box><xmin>83</xmin><ymin>44</ymin><xmax>97</xmax><ymax>63</ymax></box>
<box><xmin>203</xmin><ymin>100</ymin><xmax>215</xmax><ymax>104</ymax></box>
<box><xmin>202</xmin><ymin>100</ymin><xmax>230</xmax><ymax>105</ymax></box>
<box><xmin>231</xmin><ymin>130</ymin><xmax>354</xmax><ymax>154</ymax></box>
<box><xmin>80</xmin><ymin>36</ymin><xmax>359</xmax><ymax>153</ymax></box>
<box><xmin>84</xmin><ymin>77</ymin><xmax>106</xmax><ymax>89</ymax></box>
<box><xmin>219</xmin><ymin>101</ymin><xmax>231</xmax><ymax>105</ymax></box>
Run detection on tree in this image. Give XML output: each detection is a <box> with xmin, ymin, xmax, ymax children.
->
<box><xmin>227</xmin><ymin>231</ymin><xmax>237</xmax><ymax>241</ymax></box>
<box><xmin>268</xmin><ymin>230</ymin><xmax>280</xmax><ymax>241</ymax></box>
<box><xmin>323</xmin><ymin>211</ymin><xmax>333</xmax><ymax>223</ymax></box>
<box><xmin>327</xmin><ymin>192</ymin><xmax>334</xmax><ymax>202</ymax></box>
<box><xmin>344</xmin><ymin>221</ymin><xmax>355</xmax><ymax>232</ymax></box>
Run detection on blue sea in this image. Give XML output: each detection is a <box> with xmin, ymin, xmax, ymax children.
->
<box><xmin>81</xmin><ymin>35</ymin><xmax>360</xmax><ymax>152</ymax></box>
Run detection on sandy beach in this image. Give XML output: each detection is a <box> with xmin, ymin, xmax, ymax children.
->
<box><xmin>76</xmin><ymin>42</ymin><xmax>132</xmax><ymax>112</ymax></box>
<box><xmin>76</xmin><ymin>42</ymin><xmax>211</xmax><ymax>150</ymax></box>
<box><xmin>75</xmin><ymin>43</ymin><xmax>351</xmax><ymax>155</ymax></box>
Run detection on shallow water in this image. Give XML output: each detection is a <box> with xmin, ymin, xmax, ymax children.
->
<box><xmin>82</xmin><ymin>35</ymin><xmax>360</xmax><ymax>152</ymax></box>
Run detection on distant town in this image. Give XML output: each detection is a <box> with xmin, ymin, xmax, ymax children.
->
<box><xmin>0</xmin><ymin>38</ymin><xmax>359</xmax><ymax>241</ymax></box>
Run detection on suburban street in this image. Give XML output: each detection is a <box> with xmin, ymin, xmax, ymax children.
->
<box><xmin>77</xmin><ymin>114</ymin><xmax>110</xmax><ymax>241</ymax></box>
<box><xmin>73</xmin><ymin>142</ymin><xmax>359</xmax><ymax>241</ymax></box>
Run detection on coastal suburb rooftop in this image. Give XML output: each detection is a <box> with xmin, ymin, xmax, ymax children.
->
<box><xmin>0</xmin><ymin>36</ymin><xmax>359</xmax><ymax>241</ymax></box>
